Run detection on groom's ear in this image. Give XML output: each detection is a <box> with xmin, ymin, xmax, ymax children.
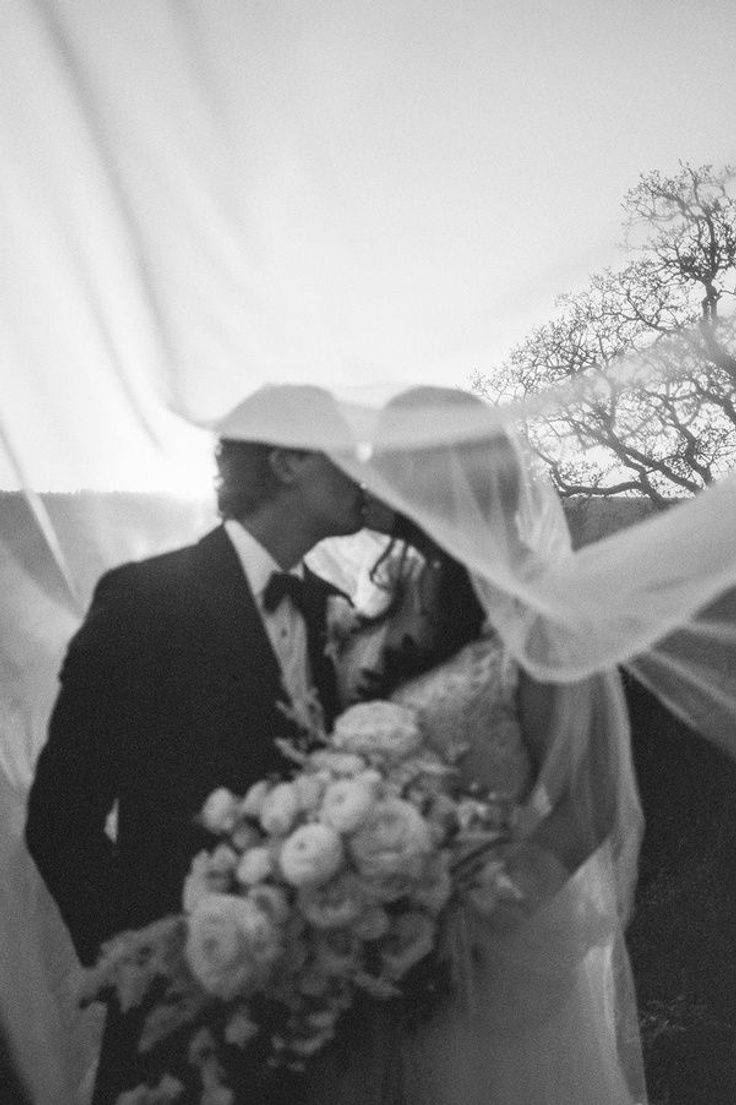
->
<box><xmin>267</xmin><ymin>447</ymin><xmax>312</xmax><ymax>488</ymax></box>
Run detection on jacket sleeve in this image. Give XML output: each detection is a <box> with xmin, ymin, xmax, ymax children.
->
<box><xmin>25</xmin><ymin>564</ymin><xmax>143</xmax><ymax>966</ymax></box>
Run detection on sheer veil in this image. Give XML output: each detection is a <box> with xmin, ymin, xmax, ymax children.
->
<box><xmin>220</xmin><ymin>380</ymin><xmax>736</xmax><ymax>1102</ymax></box>
<box><xmin>332</xmin><ymin>385</ymin><xmax>736</xmax><ymax>1105</ymax></box>
<box><xmin>2</xmin><ymin>2</ymin><xmax>736</xmax><ymax>1103</ymax></box>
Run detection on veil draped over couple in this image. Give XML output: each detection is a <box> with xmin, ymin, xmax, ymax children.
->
<box><xmin>22</xmin><ymin>380</ymin><xmax>736</xmax><ymax>1105</ymax></box>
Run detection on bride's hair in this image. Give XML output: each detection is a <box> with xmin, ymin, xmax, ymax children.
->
<box><xmin>358</xmin><ymin>385</ymin><xmax>533</xmax><ymax>688</ymax></box>
<box><xmin>366</xmin><ymin>530</ymin><xmax>486</xmax><ymax>688</ymax></box>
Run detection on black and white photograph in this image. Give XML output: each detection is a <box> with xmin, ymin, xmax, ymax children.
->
<box><xmin>2</xmin><ymin>3</ymin><xmax>736</xmax><ymax>1103</ymax></box>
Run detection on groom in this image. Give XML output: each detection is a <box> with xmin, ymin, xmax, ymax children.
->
<box><xmin>25</xmin><ymin>385</ymin><xmax>365</xmax><ymax>1105</ymax></box>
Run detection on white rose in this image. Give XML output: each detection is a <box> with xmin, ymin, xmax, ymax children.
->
<box><xmin>349</xmin><ymin>796</ymin><xmax>433</xmax><ymax>880</ymax></box>
<box><xmin>185</xmin><ymin>893</ymin><xmax>281</xmax><ymax>999</ymax></box>
<box><xmin>260</xmin><ymin>782</ymin><xmax>300</xmax><ymax>836</ymax></box>
<box><xmin>236</xmin><ymin>846</ymin><xmax>274</xmax><ymax>886</ymax></box>
<box><xmin>200</xmin><ymin>788</ymin><xmax>239</xmax><ymax>834</ymax></box>
<box><xmin>279</xmin><ymin>823</ymin><xmax>345</xmax><ymax>887</ymax></box>
<box><xmin>319</xmin><ymin>774</ymin><xmax>379</xmax><ymax>834</ymax></box>
<box><xmin>332</xmin><ymin>701</ymin><xmax>422</xmax><ymax>761</ymax></box>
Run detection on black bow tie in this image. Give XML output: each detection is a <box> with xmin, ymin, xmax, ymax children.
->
<box><xmin>263</xmin><ymin>571</ymin><xmax>306</xmax><ymax>614</ymax></box>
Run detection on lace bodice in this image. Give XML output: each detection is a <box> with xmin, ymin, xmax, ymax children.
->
<box><xmin>391</xmin><ymin>635</ymin><xmax>532</xmax><ymax>800</ymax></box>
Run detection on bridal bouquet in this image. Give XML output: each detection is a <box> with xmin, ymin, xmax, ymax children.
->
<box><xmin>82</xmin><ymin>699</ymin><xmax>519</xmax><ymax>1105</ymax></box>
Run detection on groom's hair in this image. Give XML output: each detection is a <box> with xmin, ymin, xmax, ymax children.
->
<box><xmin>215</xmin><ymin>439</ymin><xmax>283</xmax><ymax>519</ymax></box>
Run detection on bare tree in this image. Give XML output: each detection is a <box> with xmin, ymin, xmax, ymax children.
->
<box><xmin>474</xmin><ymin>163</ymin><xmax>736</xmax><ymax>505</ymax></box>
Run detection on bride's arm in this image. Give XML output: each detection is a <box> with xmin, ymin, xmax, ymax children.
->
<box><xmin>471</xmin><ymin>671</ymin><xmax>618</xmax><ymax>921</ymax></box>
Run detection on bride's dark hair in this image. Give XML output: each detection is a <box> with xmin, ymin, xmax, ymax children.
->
<box><xmin>364</xmin><ymin>384</ymin><xmax>520</xmax><ymax>688</ymax></box>
<box><xmin>368</xmin><ymin>524</ymin><xmax>486</xmax><ymax>689</ymax></box>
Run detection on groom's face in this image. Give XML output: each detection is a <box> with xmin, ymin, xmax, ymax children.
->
<box><xmin>295</xmin><ymin>452</ymin><xmax>365</xmax><ymax>538</ymax></box>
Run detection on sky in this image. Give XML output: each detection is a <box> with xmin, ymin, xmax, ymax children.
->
<box><xmin>1</xmin><ymin>0</ymin><xmax>736</xmax><ymax>492</ymax></box>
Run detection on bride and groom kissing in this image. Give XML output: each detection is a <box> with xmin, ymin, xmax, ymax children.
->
<box><xmin>25</xmin><ymin>384</ymin><xmax>643</xmax><ymax>1105</ymax></box>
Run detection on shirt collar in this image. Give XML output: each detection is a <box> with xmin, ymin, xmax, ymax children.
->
<box><xmin>223</xmin><ymin>519</ymin><xmax>304</xmax><ymax>601</ymax></box>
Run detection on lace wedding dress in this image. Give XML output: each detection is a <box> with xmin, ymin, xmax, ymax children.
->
<box><xmin>308</xmin><ymin>634</ymin><xmax>645</xmax><ymax>1105</ymax></box>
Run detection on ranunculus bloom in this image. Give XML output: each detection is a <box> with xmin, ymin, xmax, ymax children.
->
<box><xmin>236</xmin><ymin>845</ymin><xmax>274</xmax><ymax>886</ymax></box>
<box><xmin>260</xmin><ymin>782</ymin><xmax>300</xmax><ymax>836</ymax></box>
<box><xmin>319</xmin><ymin>774</ymin><xmax>378</xmax><ymax>833</ymax></box>
<box><xmin>279</xmin><ymin>823</ymin><xmax>345</xmax><ymax>886</ymax></box>
<box><xmin>185</xmin><ymin>893</ymin><xmax>281</xmax><ymax>999</ymax></box>
<box><xmin>332</xmin><ymin>701</ymin><xmax>422</xmax><ymax>761</ymax></box>
<box><xmin>200</xmin><ymin>788</ymin><xmax>239</xmax><ymax>834</ymax></box>
<box><xmin>297</xmin><ymin>872</ymin><xmax>367</xmax><ymax>929</ymax></box>
<box><xmin>349</xmin><ymin>797</ymin><xmax>433</xmax><ymax>880</ymax></box>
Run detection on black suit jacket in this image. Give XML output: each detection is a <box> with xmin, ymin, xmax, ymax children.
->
<box><xmin>25</xmin><ymin>525</ymin><xmax>343</xmax><ymax>968</ymax></box>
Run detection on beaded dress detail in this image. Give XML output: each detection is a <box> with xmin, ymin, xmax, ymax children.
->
<box><xmin>391</xmin><ymin>634</ymin><xmax>532</xmax><ymax>801</ymax></box>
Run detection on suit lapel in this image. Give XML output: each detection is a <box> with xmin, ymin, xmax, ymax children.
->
<box><xmin>187</xmin><ymin>527</ymin><xmax>344</xmax><ymax>728</ymax></box>
<box><xmin>186</xmin><ymin>526</ymin><xmax>283</xmax><ymax>694</ymax></box>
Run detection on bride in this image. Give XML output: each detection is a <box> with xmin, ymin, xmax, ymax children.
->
<box><xmin>309</xmin><ymin>386</ymin><xmax>647</xmax><ymax>1105</ymax></box>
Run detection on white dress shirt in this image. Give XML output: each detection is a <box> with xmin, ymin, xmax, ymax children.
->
<box><xmin>223</xmin><ymin>519</ymin><xmax>312</xmax><ymax>709</ymax></box>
